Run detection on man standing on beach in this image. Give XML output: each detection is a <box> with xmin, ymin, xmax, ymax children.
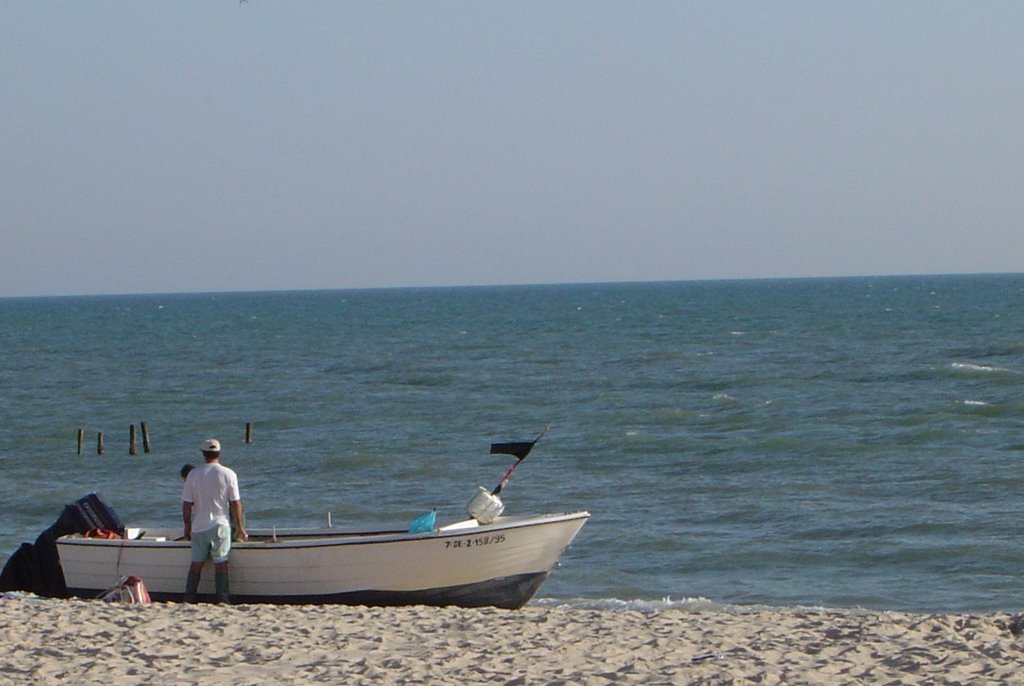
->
<box><xmin>182</xmin><ymin>438</ymin><xmax>247</xmax><ymax>603</ymax></box>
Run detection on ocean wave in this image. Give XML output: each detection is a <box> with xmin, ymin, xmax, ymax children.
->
<box><xmin>532</xmin><ymin>595</ymin><xmax>722</xmax><ymax>613</ymax></box>
<box><xmin>531</xmin><ymin>596</ymin><xmax>854</xmax><ymax>615</ymax></box>
<box><xmin>949</xmin><ymin>362</ymin><xmax>1020</xmax><ymax>376</ymax></box>
<box><xmin>955</xmin><ymin>400</ymin><xmax>1013</xmax><ymax>417</ymax></box>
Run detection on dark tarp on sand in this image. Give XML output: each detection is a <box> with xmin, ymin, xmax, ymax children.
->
<box><xmin>0</xmin><ymin>493</ymin><xmax>125</xmax><ymax>598</ymax></box>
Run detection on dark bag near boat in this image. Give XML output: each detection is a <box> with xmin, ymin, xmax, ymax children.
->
<box><xmin>0</xmin><ymin>493</ymin><xmax>125</xmax><ymax>598</ymax></box>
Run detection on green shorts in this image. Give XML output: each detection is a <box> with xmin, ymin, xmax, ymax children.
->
<box><xmin>190</xmin><ymin>524</ymin><xmax>232</xmax><ymax>564</ymax></box>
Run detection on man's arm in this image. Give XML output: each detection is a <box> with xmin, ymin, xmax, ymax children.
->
<box><xmin>182</xmin><ymin>501</ymin><xmax>193</xmax><ymax>540</ymax></box>
<box><xmin>230</xmin><ymin>499</ymin><xmax>248</xmax><ymax>541</ymax></box>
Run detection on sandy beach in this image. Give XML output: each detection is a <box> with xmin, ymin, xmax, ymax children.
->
<box><xmin>2</xmin><ymin>597</ymin><xmax>1023</xmax><ymax>685</ymax></box>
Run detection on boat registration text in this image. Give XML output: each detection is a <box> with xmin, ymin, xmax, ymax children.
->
<box><xmin>445</xmin><ymin>534</ymin><xmax>506</xmax><ymax>550</ymax></box>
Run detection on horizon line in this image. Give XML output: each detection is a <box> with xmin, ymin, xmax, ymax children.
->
<box><xmin>1</xmin><ymin>270</ymin><xmax>1020</xmax><ymax>301</ymax></box>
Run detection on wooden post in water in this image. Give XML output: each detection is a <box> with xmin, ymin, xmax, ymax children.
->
<box><xmin>245</xmin><ymin>422</ymin><xmax>253</xmax><ymax>444</ymax></box>
<box><xmin>141</xmin><ymin>422</ymin><xmax>151</xmax><ymax>453</ymax></box>
<box><xmin>97</xmin><ymin>432</ymin><xmax>105</xmax><ymax>455</ymax></box>
<box><xmin>129</xmin><ymin>424</ymin><xmax>137</xmax><ymax>456</ymax></box>
<box><xmin>77</xmin><ymin>429</ymin><xmax>84</xmax><ymax>455</ymax></box>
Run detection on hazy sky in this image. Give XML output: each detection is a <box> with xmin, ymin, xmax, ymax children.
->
<box><xmin>2</xmin><ymin>2</ymin><xmax>1022</xmax><ymax>297</ymax></box>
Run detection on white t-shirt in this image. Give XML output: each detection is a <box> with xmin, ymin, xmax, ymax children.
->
<box><xmin>182</xmin><ymin>462</ymin><xmax>241</xmax><ymax>534</ymax></box>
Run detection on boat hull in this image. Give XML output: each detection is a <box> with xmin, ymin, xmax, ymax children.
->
<box><xmin>57</xmin><ymin>512</ymin><xmax>588</xmax><ymax>609</ymax></box>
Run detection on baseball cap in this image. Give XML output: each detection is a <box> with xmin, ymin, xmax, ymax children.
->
<box><xmin>201</xmin><ymin>438</ymin><xmax>221</xmax><ymax>453</ymax></box>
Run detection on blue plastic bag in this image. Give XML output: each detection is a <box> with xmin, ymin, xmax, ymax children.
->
<box><xmin>408</xmin><ymin>509</ymin><xmax>437</xmax><ymax>534</ymax></box>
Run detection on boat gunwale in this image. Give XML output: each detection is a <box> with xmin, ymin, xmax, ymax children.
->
<box><xmin>56</xmin><ymin>511</ymin><xmax>591</xmax><ymax>550</ymax></box>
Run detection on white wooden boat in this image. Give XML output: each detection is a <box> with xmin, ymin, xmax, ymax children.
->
<box><xmin>56</xmin><ymin>511</ymin><xmax>589</xmax><ymax>608</ymax></box>
<box><xmin>4</xmin><ymin>430</ymin><xmax>588</xmax><ymax>609</ymax></box>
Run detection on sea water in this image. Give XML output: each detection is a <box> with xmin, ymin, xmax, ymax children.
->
<box><xmin>1</xmin><ymin>274</ymin><xmax>1023</xmax><ymax>613</ymax></box>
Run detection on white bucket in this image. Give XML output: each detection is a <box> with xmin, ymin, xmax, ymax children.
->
<box><xmin>466</xmin><ymin>486</ymin><xmax>505</xmax><ymax>524</ymax></box>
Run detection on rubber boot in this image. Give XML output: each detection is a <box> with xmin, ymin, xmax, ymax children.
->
<box><xmin>214</xmin><ymin>570</ymin><xmax>230</xmax><ymax>604</ymax></box>
<box><xmin>184</xmin><ymin>569</ymin><xmax>201</xmax><ymax>603</ymax></box>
